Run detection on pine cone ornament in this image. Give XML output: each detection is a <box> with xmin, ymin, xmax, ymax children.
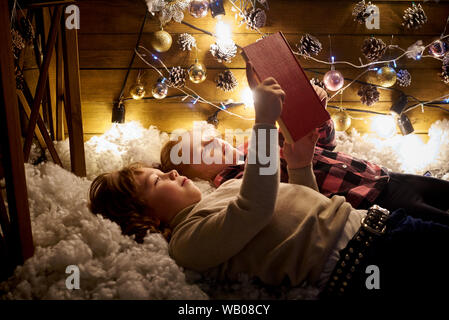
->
<box><xmin>310</xmin><ymin>78</ymin><xmax>327</xmax><ymax>91</ymax></box>
<box><xmin>210</xmin><ymin>41</ymin><xmax>237</xmax><ymax>63</ymax></box>
<box><xmin>358</xmin><ymin>84</ymin><xmax>380</xmax><ymax>106</ymax></box>
<box><xmin>397</xmin><ymin>69</ymin><xmax>412</xmax><ymax>87</ymax></box>
<box><xmin>215</xmin><ymin>69</ymin><xmax>238</xmax><ymax>92</ymax></box>
<box><xmin>167</xmin><ymin>66</ymin><xmax>187</xmax><ymax>88</ymax></box>
<box><xmin>243</xmin><ymin>8</ymin><xmax>267</xmax><ymax>30</ymax></box>
<box><xmin>352</xmin><ymin>0</ymin><xmax>374</xmax><ymax>24</ymax></box>
<box><xmin>361</xmin><ymin>37</ymin><xmax>386</xmax><ymax>61</ymax></box>
<box><xmin>11</xmin><ymin>28</ymin><xmax>25</xmax><ymax>60</ymax></box>
<box><xmin>19</xmin><ymin>17</ymin><xmax>35</xmax><ymax>44</ymax></box>
<box><xmin>297</xmin><ymin>34</ymin><xmax>322</xmax><ymax>57</ymax></box>
<box><xmin>178</xmin><ymin>33</ymin><xmax>196</xmax><ymax>51</ymax></box>
<box><xmin>402</xmin><ymin>3</ymin><xmax>427</xmax><ymax>30</ymax></box>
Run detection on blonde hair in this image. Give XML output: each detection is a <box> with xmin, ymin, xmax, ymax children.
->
<box><xmin>88</xmin><ymin>162</ymin><xmax>171</xmax><ymax>243</ymax></box>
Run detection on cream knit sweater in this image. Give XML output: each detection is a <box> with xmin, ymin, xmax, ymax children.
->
<box><xmin>168</xmin><ymin>123</ymin><xmax>353</xmax><ymax>286</ymax></box>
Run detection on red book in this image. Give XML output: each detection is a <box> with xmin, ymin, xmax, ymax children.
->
<box><xmin>242</xmin><ymin>32</ymin><xmax>330</xmax><ymax>143</ymax></box>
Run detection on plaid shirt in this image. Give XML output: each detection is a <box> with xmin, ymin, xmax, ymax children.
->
<box><xmin>214</xmin><ymin>120</ymin><xmax>390</xmax><ymax>209</ymax></box>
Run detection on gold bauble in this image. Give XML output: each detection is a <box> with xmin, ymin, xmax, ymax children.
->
<box><xmin>130</xmin><ymin>82</ymin><xmax>146</xmax><ymax>100</ymax></box>
<box><xmin>150</xmin><ymin>29</ymin><xmax>172</xmax><ymax>53</ymax></box>
<box><xmin>376</xmin><ymin>66</ymin><xmax>397</xmax><ymax>88</ymax></box>
<box><xmin>152</xmin><ymin>77</ymin><xmax>168</xmax><ymax>99</ymax></box>
<box><xmin>332</xmin><ymin>110</ymin><xmax>351</xmax><ymax>131</ymax></box>
<box><xmin>188</xmin><ymin>59</ymin><xmax>207</xmax><ymax>83</ymax></box>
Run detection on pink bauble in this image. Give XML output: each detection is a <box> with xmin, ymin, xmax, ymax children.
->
<box><xmin>189</xmin><ymin>0</ymin><xmax>209</xmax><ymax>18</ymax></box>
<box><xmin>323</xmin><ymin>69</ymin><xmax>344</xmax><ymax>91</ymax></box>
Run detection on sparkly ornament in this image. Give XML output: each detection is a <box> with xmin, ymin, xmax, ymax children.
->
<box><xmin>152</xmin><ymin>77</ymin><xmax>168</xmax><ymax>99</ymax></box>
<box><xmin>332</xmin><ymin>110</ymin><xmax>351</xmax><ymax>132</ymax></box>
<box><xmin>358</xmin><ymin>84</ymin><xmax>379</xmax><ymax>106</ymax></box>
<box><xmin>188</xmin><ymin>59</ymin><xmax>207</xmax><ymax>83</ymax></box>
<box><xmin>215</xmin><ymin>69</ymin><xmax>238</xmax><ymax>92</ymax></box>
<box><xmin>210</xmin><ymin>40</ymin><xmax>237</xmax><ymax>63</ymax></box>
<box><xmin>361</xmin><ymin>37</ymin><xmax>386</xmax><ymax>62</ymax></box>
<box><xmin>323</xmin><ymin>68</ymin><xmax>344</xmax><ymax>91</ymax></box>
<box><xmin>130</xmin><ymin>80</ymin><xmax>146</xmax><ymax>100</ymax></box>
<box><xmin>11</xmin><ymin>28</ymin><xmax>25</xmax><ymax>60</ymax></box>
<box><xmin>406</xmin><ymin>40</ymin><xmax>425</xmax><ymax>60</ymax></box>
<box><xmin>352</xmin><ymin>0</ymin><xmax>374</xmax><ymax>24</ymax></box>
<box><xmin>397</xmin><ymin>69</ymin><xmax>411</xmax><ymax>87</ymax></box>
<box><xmin>402</xmin><ymin>3</ymin><xmax>427</xmax><ymax>30</ymax></box>
<box><xmin>429</xmin><ymin>40</ymin><xmax>447</xmax><ymax>58</ymax></box>
<box><xmin>189</xmin><ymin>0</ymin><xmax>209</xmax><ymax>18</ymax></box>
<box><xmin>167</xmin><ymin>66</ymin><xmax>187</xmax><ymax>88</ymax></box>
<box><xmin>178</xmin><ymin>33</ymin><xmax>197</xmax><ymax>51</ymax></box>
<box><xmin>376</xmin><ymin>66</ymin><xmax>397</xmax><ymax>88</ymax></box>
<box><xmin>158</xmin><ymin>0</ymin><xmax>192</xmax><ymax>25</ymax></box>
<box><xmin>296</xmin><ymin>34</ymin><xmax>322</xmax><ymax>57</ymax></box>
<box><xmin>150</xmin><ymin>29</ymin><xmax>172</xmax><ymax>53</ymax></box>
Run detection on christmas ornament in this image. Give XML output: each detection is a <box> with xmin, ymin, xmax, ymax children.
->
<box><xmin>150</xmin><ymin>29</ymin><xmax>172</xmax><ymax>53</ymax></box>
<box><xmin>397</xmin><ymin>69</ymin><xmax>412</xmax><ymax>87</ymax></box>
<box><xmin>19</xmin><ymin>17</ymin><xmax>35</xmax><ymax>44</ymax></box>
<box><xmin>157</xmin><ymin>0</ymin><xmax>192</xmax><ymax>25</ymax></box>
<box><xmin>167</xmin><ymin>66</ymin><xmax>187</xmax><ymax>88</ymax></box>
<box><xmin>323</xmin><ymin>68</ymin><xmax>344</xmax><ymax>91</ymax></box>
<box><xmin>332</xmin><ymin>110</ymin><xmax>351</xmax><ymax>131</ymax></box>
<box><xmin>296</xmin><ymin>34</ymin><xmax>322</xmax><ymax>57</ymax></box>
<box><xmin>361</xmin><ymin>37</ymin><xmax>386</xmax><ymax>61</ymax></box>
<box><xmin>210</xmin><ymin>40</ymin><xmax>237</xmax><ymax>63</ymax></box>
<box><xmin>189</xmin><ymin>0</ymin><xmax>209</xmax><ymax>18</ymax></box>
<box><xmin>242</xmin><ymin>8</ymin><xmax>267</xmax><ymax>30</ymax></box>
<box><xmin>130</xmin><ymin>80</ymin><xmax>146</xmax><ymax>100</ymax></box>
<box><xmin>215</xmin><ymin>69</ymin><xmax>238</xmax><ymax>92</ymax></box>
<box><xmin>152</xmin><ymin>77</ymin><xmax>168</xmax><ymax>99</ymax></box>
<box><xmin>406</xmin><ymin>40</ymin><xmax>425</xmax><ymax>60</ymax></box>
<box><xmin>352</xmin><ymin>0</ymin><xmax>374</xmax><ymax>24</ymax></box>
<box><xmin>11</xmin><ymin>28</ymin><xmax>25</xmax><ymax>60</ymax></box>
<box><xmin>429</xmin><ymin>40</ymin><xmax>447</xmax><ymax>58</ymax></box>
<box><xmin>188</xmin><ymin>59</ymin><xmax>207</xmax><ymax>83</ymax></box>
<box><xmin>402</xmin><ymin>3</ymin><xmax>427</xmax><ymax>30</ymax></box>
<box><xmin>178</xmin><ymin>33</ymin><xmax>197</xmax><ymax>51</ymax></box>
<box><xmin>358</xmin><ymin>84</ymin><xmax>379</xmax><ymax>106</ymax></box>
<box><xmin>376</xmin><ymin>66</ymin><xmax>397</xmax><ymax>87</ymax></box>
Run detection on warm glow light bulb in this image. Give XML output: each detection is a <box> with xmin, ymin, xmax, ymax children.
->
<box><xmin>241</xmin><ymin>87</ymin><xmax>254</xmax><ymax>108</ymax></box>
<box><xmin>371</xmin><ymin>115</ymin><xmax>397</xmax><ymax>138</ymax></box>
<box><xmin>215</xmin><ymin>21</ymin><xmax>232</xmax><ymax>42</ymax></box>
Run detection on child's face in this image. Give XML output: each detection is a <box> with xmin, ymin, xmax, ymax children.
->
<box><xmin>133</xmin><ymin>167</ymin><xmax>202</xmax><ymax>224</ymax></box>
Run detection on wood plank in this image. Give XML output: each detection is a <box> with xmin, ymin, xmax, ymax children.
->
<box><xmin>0</xmin><ymin>0</ymin><xmax>34</xmax><ymax>267</ymax></box>
<box><xmin>56</xmin><ymin>19</ymin><xmax>65</xmax><ymax>141</ymax></box>
<box><xmin>62</xmin><ymin>14</ymin><xmax>87</xmax><ymax>177</ymax></box>
<box><xmin>77</xmin><ymin>33</ymin><xmax>445</xmax><ymax>70</ymax></box>
<box><xmin>77</xmin><ymin>0</ymin><xmax>449</xmax><ymax>35</ymax></box>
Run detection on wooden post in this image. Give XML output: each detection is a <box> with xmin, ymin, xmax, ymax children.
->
<box><xmin>62</xmin><ymin>8</ymin><xmax>86</xmax><ymax>177</ymax></box>
<box><xmin>0</xmin><ymin>0</ymin><xmax>34</xmax><ymax>267</ymax></box>
<box><xmin>56</xmin><ymin>21</ymin><xmax>65</xmax><ymax>141</ymax></box>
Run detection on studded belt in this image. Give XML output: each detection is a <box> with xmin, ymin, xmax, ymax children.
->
<box><xmin>321</xmin><ymin>205</ymin><xmax>390</xmax><ymax>298</ymax></box>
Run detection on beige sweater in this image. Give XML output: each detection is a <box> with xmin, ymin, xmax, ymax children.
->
<box><xmin>168</xmin><ymin>123</ymin><xmax>353</xmax><ymax>286</ymax></box>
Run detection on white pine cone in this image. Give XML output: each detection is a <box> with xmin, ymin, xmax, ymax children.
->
<box><xmin>361</xmin><ymin>37</ymin><xmax>386</xmax><ymax>61</ymax></box>
<box><xmin>210</xmin><ymin>41</ymin><xmax>237</xmax><ymax>63</ymax></box>
<box><xmin>167</xmin><ymin>66</ymin><xmax>187</xmax><ymax>88</ymax></box>
<box><xmin>215</xmin><ymin>70</ymin><xmax>238</xmax><ymax>92</ymax></box>
<box><xmin>297</xmin><ymin>34</ymin><xmax>322</xmax><ymax>57</ymax></box>
<box><xmin>402</xmin><ymin>3</ymin><xmax>427</xmax><ymax>30</ymax></box>
<box><xmin>397</xmin><ymin>69</ymin><xmax>412</xmax><ymax>87</ymax></box>
<box><xmin>178</xmin><ymin>33</ymin><xmax>196</xmax><ymax>51</ymax></box>
<box><xmin>244</xmin><ymin>8</ymin><xmax>267</xmax><ymax>30</ymax></box>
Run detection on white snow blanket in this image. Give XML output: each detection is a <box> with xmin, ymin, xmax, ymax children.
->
<box><xmin>1</xmin><ymin>120</ymin><xmax>449</xmax><ymax>300</ymax></box>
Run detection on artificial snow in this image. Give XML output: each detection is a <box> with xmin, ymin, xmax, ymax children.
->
<box><xmin>1</xmin><ymin>119</ymin><xmax>449</xmax><ymax>300</ymax></box>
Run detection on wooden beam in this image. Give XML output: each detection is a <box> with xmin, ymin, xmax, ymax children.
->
<box><xmin>23</xmin><ymin>6</ymin><xmax>62</xmax><ymax>162</ymax></box>
<box><xmin>56</xmin><ymin>19</ymin><xmax>65</xmax><ymax>141</ymax></box>
<box><xmin>0</xmin><ymin>0</ymin><xmax>34</xmax><ymax>266</ymax></box>
<box><xmin>62</xmin><ymin>10</ymin><xmax>86</xmax><ymax>177</ymax></box>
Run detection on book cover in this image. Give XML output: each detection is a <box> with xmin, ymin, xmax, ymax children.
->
<box><xmin>242</xmin><ymin>32</ymin><xmax>330</xmax><ymax>143</ymax></box>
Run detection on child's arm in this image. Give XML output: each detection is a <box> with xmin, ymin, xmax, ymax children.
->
<box><xmin>169</xmin><ymin>66</ymin><xmax>284</xmax><ymax>271</ymax></box>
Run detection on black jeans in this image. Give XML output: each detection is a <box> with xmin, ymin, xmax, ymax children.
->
<box><xmin>333</xmin><ymin>209</ymin><xmax>449</xmax><ymax>299</ymax></box>
<box><xmin>373</xmin><ymin>172</ymin><xmax>449</xmax><ymax>225</ymax></box>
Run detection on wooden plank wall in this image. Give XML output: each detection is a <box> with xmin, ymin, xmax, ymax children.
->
<box><xmin>24</xmin><ymin>0</ymin><xmax>449</xmax><ymax>141</ymax></box>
